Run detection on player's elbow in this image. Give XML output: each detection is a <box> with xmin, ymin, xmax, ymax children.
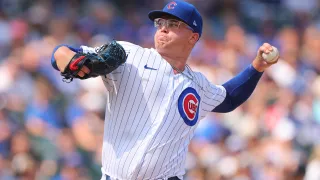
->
<box><xmin>224</xmin><ymin>99</ymin><xmax>246</xmax><ymax>112</ymax></box>
<box><xmin>212</xmin><ymin>102</ymin><xmax>238</xmax><ymax>113</ymax></box>
<box><xmin>211</xmin><ymin>93</ymin><xmax>244</xmax><ymax>113</ymax></box>
<box><xmin>224</xmin><ymin>104</ymin><xmax>238</xmax><ymax>112</ymax></box>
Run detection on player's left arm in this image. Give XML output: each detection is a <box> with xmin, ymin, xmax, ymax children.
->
<box><xmin>212</xmin><ymin>43</ymin><xmax>279</xmax><ymax>113</ymax></box>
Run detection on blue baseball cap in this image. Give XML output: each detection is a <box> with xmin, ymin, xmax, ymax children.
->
<box><xmin>148</xmin><ymin>0</ymin><xmax>203</xmax><ymax>37</ymax></box>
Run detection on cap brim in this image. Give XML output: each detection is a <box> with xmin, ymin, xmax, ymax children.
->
<box><xmin>148</xmin><ymin>10</ymin><xmax>181</xmax><ymax>21</ymax></box>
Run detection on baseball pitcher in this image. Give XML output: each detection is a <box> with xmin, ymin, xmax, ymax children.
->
<box><xmin>51</xmin><ymin>1</ymin><xmax>279</xmax><ymax>179</ymax></box>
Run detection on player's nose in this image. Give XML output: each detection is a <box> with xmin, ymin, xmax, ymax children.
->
<box><xmin>159</xmin><ymin>25</ymin><xmax>169</xmax><ymax>33</ymax></box>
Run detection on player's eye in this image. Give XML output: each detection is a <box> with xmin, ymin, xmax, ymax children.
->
<box><xmin>167</xmin><ymin>21</ymin><xmax>179</xmax><ymax>28</ymax></box>
<box><xmin>154</xmin><ymin>18</ymin><xmax>165</xmax><ymax>28</ymax></box>
<box><xmin>154</xmin><ymin>18</ymin><xmax>180</xmax><ymax>29</ymax></box>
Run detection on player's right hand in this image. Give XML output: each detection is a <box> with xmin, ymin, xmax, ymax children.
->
<box><xmin>252</xmin><ymin>43</ymin><xmax>279</xmax><ymax>72</ymax></box>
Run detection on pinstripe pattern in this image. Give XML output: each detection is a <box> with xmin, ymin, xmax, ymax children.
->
<box><xmin>82</xmin><ymin>41</ymin><xmax>226</xmax><ymax>180</ymax></box>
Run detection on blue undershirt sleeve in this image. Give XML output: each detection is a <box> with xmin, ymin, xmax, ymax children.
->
<box><xmin>51</xmin><ymin>44</ymin><xmax>82</xmax><ymax>71</ymax></box>
<box><xmin>212</xmin><ymin>64</ymin><xmax>263</xmax><ymax>113</ymax></box>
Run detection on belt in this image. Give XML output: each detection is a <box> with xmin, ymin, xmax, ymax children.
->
<box><xmin>105</xmin><ymin>175</ymin><xmax>180</xmax><ymax>180</ymax></box>
<box><xmin>168</xmin><ymin>177</ymin><xmax>180</xmax><ymax>180</ymax></box>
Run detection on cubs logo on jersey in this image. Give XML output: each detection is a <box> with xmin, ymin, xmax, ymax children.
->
<box><xmin>178</xmin><ymin>87</ymin><xmax>200</xmax><ymax>126</ymax></box>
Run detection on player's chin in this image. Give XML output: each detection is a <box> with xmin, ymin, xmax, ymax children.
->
<box><xmin>157</xmin><ymin>46</ymin><xmax>173</xmax><ymax>55</ymax></box>
<box><xmin>156</xmin><ymin>41</ymin><xmax>168</xmax><ymax>50</ymax></box>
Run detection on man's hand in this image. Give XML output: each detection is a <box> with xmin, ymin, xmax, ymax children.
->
<box><xmin>252</xmin><ymin>43</ymin><xmax>279</xmax><ymax>72</ymax></box>
<box><xmin>54</xmin><ymin>46</ymin><xmax>90</xmax><ymax>77</ymax></box>
<box><xmin>53</xmin><ymin>40</ymin><xmax>127</xmax><ymax>82</ymax></box>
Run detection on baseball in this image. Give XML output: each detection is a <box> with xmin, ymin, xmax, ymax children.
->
<box><xmin>262</xmin><ymin>46</ymin><xmax>279</xmax><ymax>63</ymax></box>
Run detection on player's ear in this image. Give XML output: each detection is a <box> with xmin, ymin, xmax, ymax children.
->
<box><xmin>189</xmin><ymin>33</ymin><xmax>199</xmax><ymax>45</ymax></box>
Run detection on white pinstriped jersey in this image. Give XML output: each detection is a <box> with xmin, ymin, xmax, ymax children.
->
<box><xmin>81</xmin><ymin>41</ymin><xmax>226</xmax><ymax>180</ymax></box>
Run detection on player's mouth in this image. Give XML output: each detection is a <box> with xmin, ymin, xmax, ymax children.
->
<box><xmin>158</xmin><ymin>36</ymin><xmax>171</xmax><ymax>45</ymax></box>
<box><xmin>158</xmin><ymin>36</ymin><xmax>168</xmax><ymax>41</ymax></box>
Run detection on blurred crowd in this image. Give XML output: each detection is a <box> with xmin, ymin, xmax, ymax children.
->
<box><xmin>0</xmin><ymin>0</ymin><xmax>319</xmax><ymax>179</ymax></box>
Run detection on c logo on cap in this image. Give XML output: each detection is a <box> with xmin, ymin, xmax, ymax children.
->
<box><xmin>167</xmin><ymin>1</ymin><xmax>177</xmax><ymax>9</ymax></box>
<box><xmin>178</xmin><ymin>87</ymin><xmax>200</xmax><ymax>126</ymax></box>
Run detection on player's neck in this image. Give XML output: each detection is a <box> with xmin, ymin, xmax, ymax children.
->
<box><xmin>160</xmin><ymin>53</ymin><xmax>188</xmax><ymax>74</ymax></box>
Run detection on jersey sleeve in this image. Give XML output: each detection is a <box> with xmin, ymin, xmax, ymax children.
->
<box><xmin>213</xmin><ymin>64</ymin><xmax>263</xmax><ymax>113</ymax></box>
<box><xmin>199</xmin><ymin>74</ymin><xmax>227</xmax><ymax>112</ymax></box>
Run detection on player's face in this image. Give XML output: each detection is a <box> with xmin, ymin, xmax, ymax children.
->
<box><xmin>154</xmin><ymin>17</ymin><xmax>198</xmax><ymax>55</ymax></box>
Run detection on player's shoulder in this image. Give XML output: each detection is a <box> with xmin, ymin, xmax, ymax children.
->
<box><xmin>117</xmin><ymin>41</ymin><xmax>154</xmax><ymax>51</ymax></box>
<box><xmin>191</xmin><ymin>70</ymin><xmax>208</xmax><ymax>81</ymax></box>
<box><xmin>116</xmin><ymin>41</ymin><xmax>137</xmax><ymax>47</ymax></box>
<box><xmin>116</xmin><ymin>41</ymin><xmax>143</xmax><ymax>51</ymax></box>
<box><xmin>189</xmin><ymin>69</ymin><xmax>214</xmax><ymax>89</ymax></box>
